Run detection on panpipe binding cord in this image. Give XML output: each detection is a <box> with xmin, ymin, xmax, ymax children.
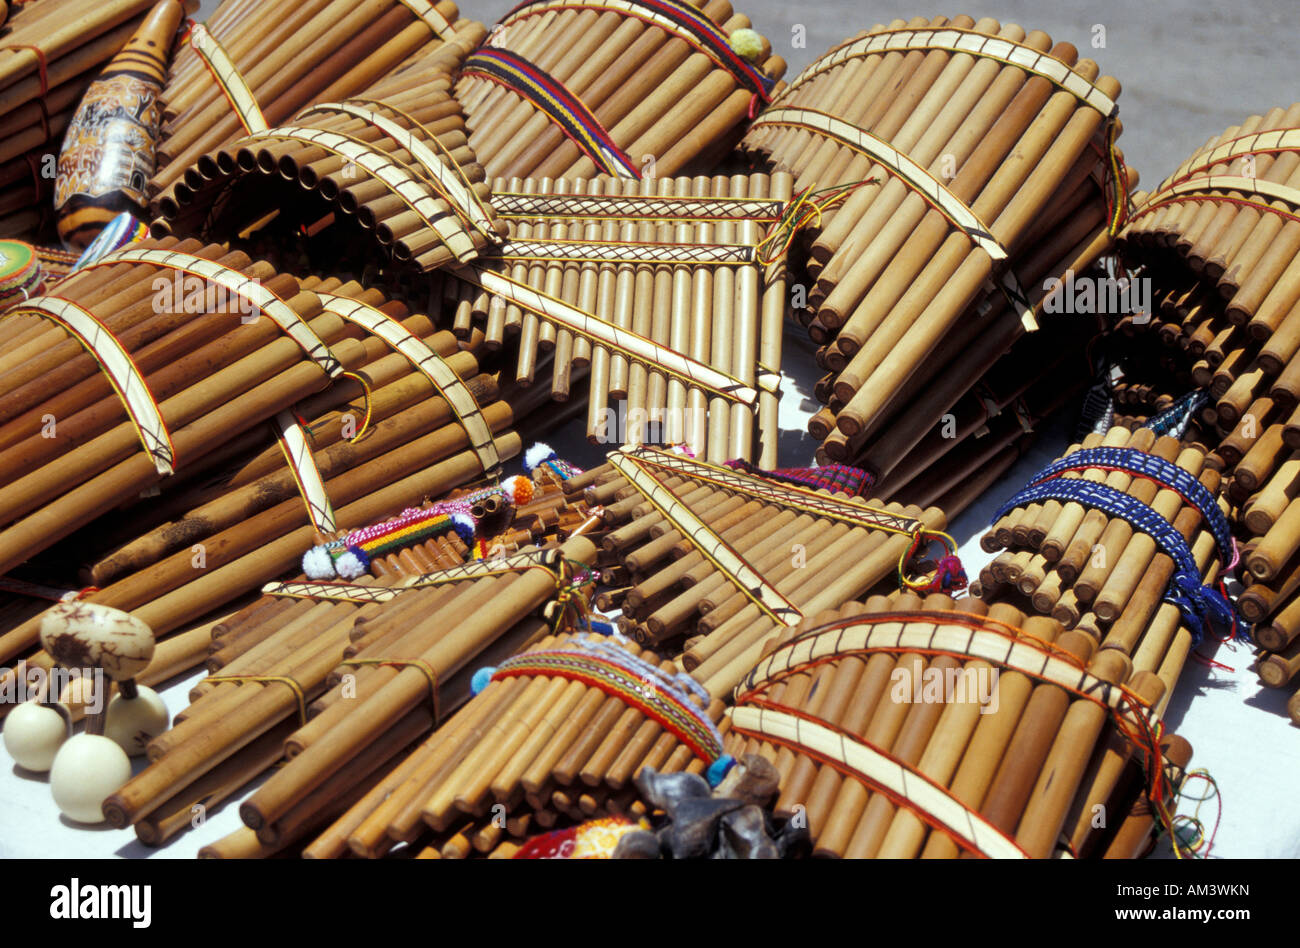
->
<box><xmin>899</xmin><ymin>529</ymin><xmax>966</xmax><ymax>595</ymax></box>
<box><xmin>299</xmin><ymin>476</ymin><xmax>542</xmax><ymax>579</ymax></box>
<box><xmin>1103</xmin><ymin>117</ymin><xmax>1132</xmax><ymax>236</ymax></box>
<box><xmin>203</xmin><ymin>674</ymin><xmax>309</xmax><ymax>725</ymax></box>
<box><xmin>1167</xmin><ymin>769</ymin><xmax>1222</xmax><ymax>859</ymax></box>
<box><xmin>991</xmin><ymin>449</ymin><xmax>1247</xmax><ymax>643</ymax></box>
<box><xmin>338</xmin><ymin>371</ymin><xmax>374</xmax><ymax>443</ymax></box>
<box><xmin>474</xmin><ymin>632</ymin><xmax>734</xmax><ymax>785</ymax></box>
<box><xmin>342</xmin><ymin>657</ymin><xmax>442</xmax><ymax>724</ymax></box>
<box><xmin>754</xmin><ymin>180</ymin><xmax>874</xmax><ymax>265</ymax></box>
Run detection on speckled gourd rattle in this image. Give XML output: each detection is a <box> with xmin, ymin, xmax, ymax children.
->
<box><xmin>36</xmin><ymin>603</ymin><xmax>170</xmax><ymax>823</ymax></box>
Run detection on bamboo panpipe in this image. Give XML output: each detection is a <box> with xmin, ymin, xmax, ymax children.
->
<box><xmin>570</xmin><ymin>447</ymin><xmax>952</xmax><ymax>702</ymax></box>
<box><xmin>1120</xmin><ymin>104</ymin><xmax>1300</xmax><ymax>331</ymax></box>
<box><xmin>456</xmin><ymin>0</ymin><xmax>783</xmax><ymax>181</ymax></box>
<box><xmin>724</xmin><ymin>593</ymin><xmax>1192</xmax><ymax>858</ymax></box>
<box><xmin>99</xmin><ymin>533</ymin><xmax>596</xmax><ymax>845</ymax></box>
<box><xmin>0</xmin><ymin>270</ymin><xmax>525</xmax><ymax>681</ymax></box>
<box><xmin>972</xmin><ymin>424</ymin><xmax>1235</xmax><ymax>663</ymax></box>
<box><xmin>232</xmin><ymin>537</ymin><xmax>601</xmax><ymax>839</ymax></box>
<box><xmin>153</xmin><ymin>77</ymin><xmax>504</xmax><ymax>272</ymax></box>
<box><xmin>301</xmin><ymin>630</ymin><xmax>720</xmax><ymax>856</ymax></box>
<box><xmin>150</xmin><ymin>0</ymin><xmax>483</xmax><ymax>195</ymax></box>
<box><xmin>738</xmin><ymin>19</ymin><xmax>1130</xmax><ymax>460</ymax></box>
<box><xmin>464</xmin><ymin>171</ymin><xmax>791</xmax><ymax>463</ymax></box>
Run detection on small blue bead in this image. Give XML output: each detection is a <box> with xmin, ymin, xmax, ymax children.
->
<box><xmin>705</xmin><ymin>754</ymin><xmax>736</xmax><ymax>788</ymax></box>
<box><xmin>471</xmin><ymin>666</ymin><xmax>497</xmax><ymax>696</ymax></box>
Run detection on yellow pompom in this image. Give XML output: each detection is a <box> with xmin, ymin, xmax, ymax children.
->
<box><xmin>729</xmin><ymin>27</ymin><xmax>763</xmax><ymax>63</ymax></box>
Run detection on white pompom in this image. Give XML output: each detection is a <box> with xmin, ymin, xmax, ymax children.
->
<box><xmin>523</xmin><ymin>442</ymin><xmax>555</xmax><ymax>472</ymax></box>
<box><xmin>334</xmin><ymin>551</ymin><xmax>366</xmax><ymax>579</ymax></box>
<box><xmin>303</xmin><ymin>546</ymin><xmax>336</xmax><ymax>579</ymax></box>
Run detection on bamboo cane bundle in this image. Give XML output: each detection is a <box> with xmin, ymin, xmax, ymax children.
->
<box><xmin>0</xmin><ymin>0</ymin><xmax>193</xmax><ymax>240</ymax></box>
<box><xmin>736</xmin><ymin>18</ymin><xmax>1132</xmax><ymax>464</ymax></box>
<box><xmin>90</xmin><ymin>537</ymin><xmax>597</xmax><ymax>849</ymax></box>
<box><xmin>149</xmin><ymin>0</ymin><xmax>487</xmax><ymax>198</ymax></box>
<box><xmin>99</xmin><ymin>536</ymin><xmax>599</xmax><ymax>851</ymax></box>
<box><xmin>300</xmin><ymin>626</ymin><xmax>724</xmax><ymax>858</ymax></box>
<box><xmin>974</xmin><ymin>425</ymin><xmax>1244</xmax><ymax>702</ymax></box>
<box><xmin>448</xmin><ymin>171</ymin><xmax>792</xmax><ymax>464</ymax></box>
<box><xmin>453</xmin><ymin>0</ymin><xmax>784</xmax><ymax>182</ymax></box>
<box><xmin>151</xmin><ymin>59</ymin><xmax>506</xmax><ymax>274</ymax></box>
<box><xmin>725</xmin><ymin>591</ymin><xmax>1198</xmax><ymax>858</ymax></box>
<box><xmin>0</xmin><ymin>245</ymin><xmax>533</xmax><ymax>679</ymax></box>
<box><xmin>573</xmin><ymin>445</ymin><xmax>954</xmax><ymax>699</ymax></box>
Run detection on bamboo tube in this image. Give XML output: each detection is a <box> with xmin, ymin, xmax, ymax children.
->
<box><xmin>232</xmin><ymin>536</ymin><xmax>597</xmax><ymax>833</ymax></box>
<box><xmin>1259</xmin><ymin>637</ymin><xmax>1300</xmax><ymax>688</ymax></box>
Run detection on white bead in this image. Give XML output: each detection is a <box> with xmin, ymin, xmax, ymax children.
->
<box><xmin>49</xmin><ymin>734</ymin><xmax>132</xmax><ymax>824</ymax></box>
<box><xmin>2</xmin><ymin>701</ymin><xmax>69</xmax><ymax>772</ymax></box>
<box><xmin>104</xmin><ymin>688</ymin><xmax>169</xmax><ymax>756</ymax></box>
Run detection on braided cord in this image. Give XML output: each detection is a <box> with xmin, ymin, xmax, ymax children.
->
<box><xmin>1026</xmin><ymin>446</ymin><xmax>1233</xmax><ymax>563</ymax></box>
<box><xmin>992</xmin><ymin>478</ymin><xmax>1245</xmax><ymax>642</ymax></box>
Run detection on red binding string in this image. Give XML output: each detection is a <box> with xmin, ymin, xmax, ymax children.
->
<box><xmin>6</xmin><ymin>44</ymin><xmax>50</xmax><ymax>100</ymax></box>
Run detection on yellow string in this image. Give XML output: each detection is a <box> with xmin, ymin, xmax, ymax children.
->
<box><xmin>205</xmin><ymin>674</ymin><xmax>308</xmax><ymax>725</ymax></box>
<box><xmin>897</xmin><ymin>528</ymin><xmax>960</xmax><ymax>592</ymax></box>
<box><xmin>341</xmin><ymin>371</ymin><xmax>373</xmax><ymax>442</ymax></box>
<box><xmin>542</xmin><ymin>557</ymin><xmax>595</xmax><ymax>636</ymax></box>
<box><xmin>755</xmin><ymin>179</ymin><xmax>878</xmax><ymax>265</ymax></box>
<box><xmin>340</xmin><ymin>657</ymin><xmax>441</xmax><ymax>724</ymax></box>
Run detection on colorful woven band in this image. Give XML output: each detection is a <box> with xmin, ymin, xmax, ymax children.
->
<box><xmin>1025</xmin><ymin>447</ymin><xmax>1233</xmax><ymax>564</ymax></box>
<box><xmin>490</xmin><ymin>634</ymin><xmax>729</xmax><ymax>776</ymax></box>
<box><xmin>1144</xmin><ymin>390</ymin><xmax>1207</xmax><ymax>439</ymax></box>
<box><xmin>500</xmin><ymin>0</ymin><xmax>775</xmax><ymax>101</ymax></box>
<box><xmin>991</xmin><ymin>478</ymin><xmax>1245</xmax><ymax>643</ymax></box>
<box><xmin>724</xmin><ymin>457</ymin><xmax>874</xmax><ymax>497</ymax></box>
<box><xmin>462</xmin><ymin>47</ymin><xmax>639</xmax><ymax>178</ymax></box>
